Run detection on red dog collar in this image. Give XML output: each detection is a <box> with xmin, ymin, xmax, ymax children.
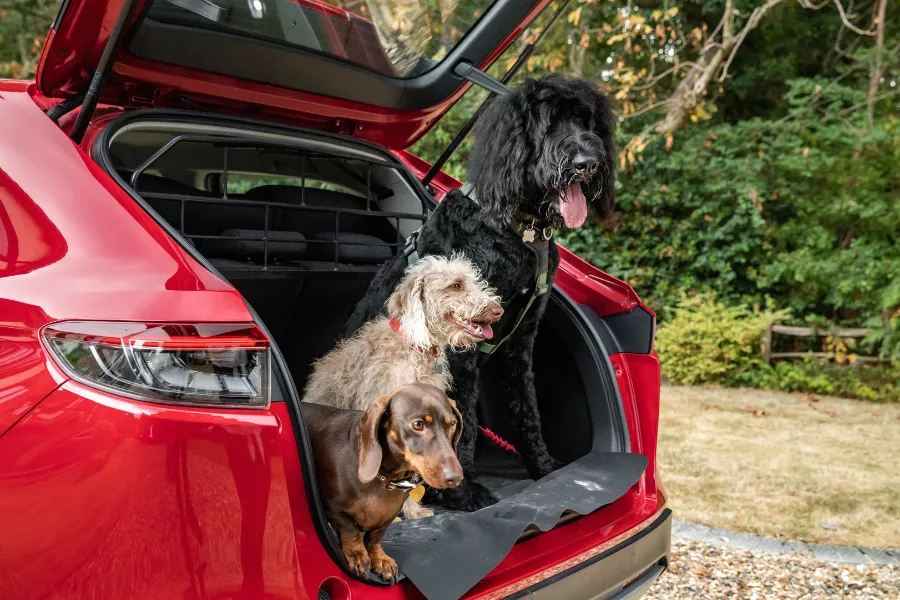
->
<box><xmin>389</xmin><ymin>317</ymin><xmax>440</xmax><ymax>357</ymax></box>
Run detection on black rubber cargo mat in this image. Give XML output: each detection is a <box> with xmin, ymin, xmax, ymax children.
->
<box><xmin>382</xmin><ymin>451</ymin><xmax>647</xmax><ymax>600</ymax></box>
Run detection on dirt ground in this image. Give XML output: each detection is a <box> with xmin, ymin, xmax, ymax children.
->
<box><xmin>658</xmin><ymin>385</ymin><xmax>900</xmax><ymax>548</ymax></box>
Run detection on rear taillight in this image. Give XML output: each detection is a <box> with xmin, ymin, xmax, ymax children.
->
<box><xmin>43</xmin><ymin>321</ymin><xmax>270</xmax><ymax>408</ymax></box>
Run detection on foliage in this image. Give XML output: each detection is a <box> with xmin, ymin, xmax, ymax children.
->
<box><xmin>0</xmin><ymin>1</ymin><xmax>59</xmax><ymax>80</ymax></box>
<box><xmin>657</xmin><ymin>294</ymin><xmax>900</xmax><ymax>402</ymax></box>
<box><xmin>655</xmin><ymin>294</ymin><xmax>785</xmax><ymax>386</ymax></box>
<box><xmin>409</xmin><ymin>2</ymin><xmax>900</xmax><ymax>367</ymax></box>
<box><xmin>767</xmin><ymin>360</ymin><xmax>900</xmax><ymax>403</ymax></box>
<box><xmin>560</xmin><ymin>77</ymin><xmax>900</xmax><ymax>359</ymax></box>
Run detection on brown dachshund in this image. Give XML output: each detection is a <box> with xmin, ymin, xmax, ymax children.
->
<box><xmin>301</xmin><ymin>383</ymin><xmax>463</xmax><ymax>582</ymax></box>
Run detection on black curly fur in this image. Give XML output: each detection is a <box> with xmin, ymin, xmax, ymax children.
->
<box><xmin>468</xmin><ymin>74</ymin><xmax>616</xmax><ymax>231</ymax></box>
<box><xmin>345</xmin><ymin>75</ymin><xmax>616</xmax><ymax>511</ymax></box>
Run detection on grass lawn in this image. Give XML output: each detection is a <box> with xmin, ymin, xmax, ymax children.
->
<box><xmin>659</xmin><ymin>385</ymin><xmax>900</xmax><ymax>548</ymax></box>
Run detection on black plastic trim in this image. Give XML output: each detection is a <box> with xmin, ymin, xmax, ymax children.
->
<box><xmin>582</xmin><ymin>306</ymin><xmax>655</xmax><ymax>356</ymax></box>
<box><xmin>612</xmin><ymin>563</ymin><xmax>667</xmax><ymax>600</ymax></box>
<box><xmin>507</xmin><ymin>509</ymin><xmax>672</xmax><ymax>600</ymax></box>
<box><xmin>453</xmin><ymin>62</ymin><xmax>511</xmax><ymax>96</ymax></box>
<box><xmin>547</xmin><ymin>290</ymin><xmax>631</xmax><ymax>453</ymax></box>
<box><xmin>127</xmin><ymin>0</ymin><xmax>544</xmax><ymax>111</ymax></box>
<box><xmin>51</xmin><ymin>0</ymin><xmax>73</xmax><ymax>30</ymax></box>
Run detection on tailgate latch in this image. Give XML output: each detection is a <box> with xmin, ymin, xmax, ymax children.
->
<box><xmin>334</xmin><ymin>119</ymin><xmax>357</xmax><ymax>136</ymax></box>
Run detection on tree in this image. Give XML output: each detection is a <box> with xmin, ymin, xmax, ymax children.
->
<box><xmin>0</xmin><ymin>1</ymin><xmax>60</xmax><ymax>80</ymax></box>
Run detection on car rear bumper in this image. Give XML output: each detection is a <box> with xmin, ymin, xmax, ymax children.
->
<box><xmin>507</xmin><ymin>509</ymin><xmax>671</xmax><ymax>600</ymax></box>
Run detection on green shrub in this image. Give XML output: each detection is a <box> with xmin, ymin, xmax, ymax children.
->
<box><xmin>558</xmin><ymin>82</ymin><xmax>900</xmax><ymax>349</ymax></box>
<box><xmin>656</xmin><ymin>295</ymin><xmax>900</xmax><ymax>402</ymax></box>
<box><xmin>771</xmin><ymin>360</ymin><xmax>900</xmax><ymax>403</ymax></box>
<box><xmin>655</xmin><ymin>294</ymin><xmax>786</xmax><ymax>386</ymax></box>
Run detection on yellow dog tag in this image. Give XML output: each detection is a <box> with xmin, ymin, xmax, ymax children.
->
<box><xmin>409</xmin><ymin>484</ymin><xmax>425</xmax><ymax>502</ymax></box>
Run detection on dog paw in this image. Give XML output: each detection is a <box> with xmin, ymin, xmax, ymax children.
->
<box><xmin>425</xmin><ymin>480</ymin><xmax>498</xmax><ymax>512</ymax></box>
<box><xmin>525</xmin><ymin>453</ymin><xmax>561</xmax><ymax>480</ymax></box>
<box><xmin>344</xmin><ymin>547</ymin><xmax>371</xmax><ymax>579</ymax></box>
<box><xmin>371</xmin><ymin>553</ymin><xmax>399</xmax><ymax>584</ymax></box>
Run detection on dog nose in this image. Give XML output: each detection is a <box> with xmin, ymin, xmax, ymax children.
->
<box><xmin>489</xmin><ymin>303</ymin><xmax>504</xmax><ymax>319</ymax></box>
<box><xmin>441</xmin><ymin>458</ymin><xmax>464</xmax><ymax>487</ymax></box>
<box><xmin>573</xmin><ymin>155</ymin><xmax>598</xmax><ymax>176</ymax></box>
<box><xmin>442</xmin><ymin>467</ymin><xmax>463</xmax><ymax>488</ymax></box>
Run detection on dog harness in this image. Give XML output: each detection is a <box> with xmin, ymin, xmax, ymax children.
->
<box><xmin>402</xmin><ymin>217</ymin><xmax>551</xmax><ymax>357</ymax></box>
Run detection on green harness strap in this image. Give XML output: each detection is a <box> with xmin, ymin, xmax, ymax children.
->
<box><xmin>477</xmin><ymin>238</ymin><xmax>549</xmax><ymax>355</ymax></box>
<box><xmin>401</xmin><ymin>229</ymin><xmax>550</xmax><ymax>356</ymax></box>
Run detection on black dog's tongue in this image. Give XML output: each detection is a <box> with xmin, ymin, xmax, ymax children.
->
<box><xmin>560</xmin><ymin>183</ymin><xmax>588</xmax><ymax>228</ymax></box>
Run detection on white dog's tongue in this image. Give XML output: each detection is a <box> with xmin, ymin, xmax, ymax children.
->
<box><xmin>480</xmin><ymin>324</ymin><xmax>494</xmax><ymax>340</ymax></box>
<box><xmin>560</xmin><ymin>183</ymin><xmax>588</xmax><ymax>228</ymax></box>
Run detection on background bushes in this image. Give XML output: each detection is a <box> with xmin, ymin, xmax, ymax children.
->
<box><xmin>654</xmin><ymin>295</ymin><xmax>784</xmax><ymax>387</ymax></box>
<box><xmin>655</xmin><ymin>295</ymin><xmax>900</xmax><ymax>402</ymax></box>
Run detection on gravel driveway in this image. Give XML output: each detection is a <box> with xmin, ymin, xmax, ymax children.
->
<box><xmin>645</xmin><ymin>539</ymin><xmax>900</xmax><ymax>599</ymax></box>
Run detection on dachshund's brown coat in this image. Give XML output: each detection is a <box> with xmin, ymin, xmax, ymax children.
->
<box><xmin>301</xmin><ymin>384</ymin><xmax>463</xmax><ymax>581</ymax></box>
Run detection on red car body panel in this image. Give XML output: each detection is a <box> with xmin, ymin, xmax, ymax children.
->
<box><xmin>0</xmin><ymin>379</ymin><xmax>662</xmax><ymax>600</ymax></box>
<box><xmin>2</xmin><ymin>3</ymin><xmax>666</xmax><ymax>586</ymax></box>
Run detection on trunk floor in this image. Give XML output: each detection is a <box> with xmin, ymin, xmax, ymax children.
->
<box><xmin>378</xmin><ymin>450</ymin><xmax>647</xmax><ymax>600</ymax></box>
<box><xmin>428</xmin><ymin>443</ymin><xmax>535</xmax><ymax>519</ymax></box>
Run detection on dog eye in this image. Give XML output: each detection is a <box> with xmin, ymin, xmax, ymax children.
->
<box><xmin>449</xmin><ymin>420</ymin><xmax>457</xmax><ymax>428</ymax></box>
<box><xmin>448</xmin><ymin>283</ymin><xmax>461</xmax><ymax>290</ymax></box>
<box><xmin>411</xmin><ymin>420</ymin><xmax>425</xmax><ymax>431</ymax></box>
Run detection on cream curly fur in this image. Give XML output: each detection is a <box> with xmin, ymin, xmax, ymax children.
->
<box><xmin>303</xmin><ymin>253</ymin><xmax>499</xmax><ymax>410</ymax></box>
<box><xmin>302</xmin><ymin>253</ymin><xmax>500</xmax><ymax>518</ymax></box>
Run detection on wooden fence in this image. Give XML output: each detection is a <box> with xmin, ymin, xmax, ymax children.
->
<box><xmin>762</xmin><ymin>324</ymin><xmax>890</xmax><ymax>365</ymax></box>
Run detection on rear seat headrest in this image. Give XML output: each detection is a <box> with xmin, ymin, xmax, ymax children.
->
<box><xmin>307</xmin><ymin>232</ymin><xmax>392</xmax><ymax>264</ymax></box>
<box><xmin>245</xmin><ymin>185</ymin><xmax>397</xmax><ymax>242</ymax></box>
<box><xmin>204</xmin><ymin>229</ymin><xmax>308</xmax><ymax>261</ymax></box>
<box><xmin>246</xmin><ymin>185</ymin><xmax>367</xmax><ymax>208</ymax></box>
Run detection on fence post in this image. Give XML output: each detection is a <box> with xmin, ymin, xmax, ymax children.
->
<box><xmin>762</xmin><ymin>325</ymin><xmax>773</xmax><ymax>365</ymax></box>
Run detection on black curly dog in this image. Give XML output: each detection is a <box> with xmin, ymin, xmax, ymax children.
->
<box><xmin>346</xmin><ymin>75</ymin><xmax>616</xmax><ymax>511</ymax></box>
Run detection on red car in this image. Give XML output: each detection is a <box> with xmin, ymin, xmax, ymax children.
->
<box><xmin>0</xmin><ymin>1</ymin><xmax>669</xmax><ymax>599</ymax></box>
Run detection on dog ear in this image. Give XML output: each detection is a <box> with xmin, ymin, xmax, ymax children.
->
<box><xmin>387</xmin><ymin>266</ymin><xmax>431</xmax><ymax>349</ymax></box>
<box><xmin>358</xmin><ymin>394</ymin><xmax>392</xmax><ymax>483</ymax></box>
<box><xmin>467</xmin><ymin>97</ymin><xmax>526</xmax><ymax>228</ymax></box>
<box><xmin>447</xmin><ymin>397</ymin><xmax>463</xmax><ymax>451</ymax></box>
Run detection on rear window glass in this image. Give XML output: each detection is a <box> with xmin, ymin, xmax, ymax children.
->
<box><xmin>147</xmin><ymin>0</ymin><xmax>494</xmax><ymax>77</ymax></box>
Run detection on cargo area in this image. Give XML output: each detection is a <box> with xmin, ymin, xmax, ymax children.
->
<box><xmin>98</xmin><ymin>111</ymin><xmax>643</xmax><ymax>598</ymax></box>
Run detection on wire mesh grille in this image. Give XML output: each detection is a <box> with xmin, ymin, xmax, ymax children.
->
<box><xmin>128</xmin><ymin>134</ymin><xmax>429</xmax><ymax>276</ymax></box>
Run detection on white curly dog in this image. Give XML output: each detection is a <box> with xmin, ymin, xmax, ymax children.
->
<box><xmin>303</xmin><ymin>253</ymin><xmax>503</xmax><ymax>518</ymax></box>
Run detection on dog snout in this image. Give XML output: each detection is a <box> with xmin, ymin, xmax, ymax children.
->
<box><xmin>488</xmin><ymin>302</ymin><xmax>504</xmax><ymax>321</ymax></box>
<box><xmin>573</xmin><ymin>154</ymin><xmax>599</xmax><ymax>177</ymax></box>
<box><xmin>440</xmin><ymin>457</ymin><xmax>464</xmax><ymax>488</ymax></box>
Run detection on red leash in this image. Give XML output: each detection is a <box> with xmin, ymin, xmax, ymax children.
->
<box><xmin>478</xmin><ymin>426</ymin><xmax>519</xmax><ymax>456</ymax></box>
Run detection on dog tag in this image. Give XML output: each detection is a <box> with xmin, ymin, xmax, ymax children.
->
<box><xmin>522</xmin><ymin>228</ymin><xmax>536</xmax><ymax>243</ymax></box>
<box><xmin>409</xmin><ymin>485</ymin><xmax>425</xmax><ymax>502</ymax></box>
